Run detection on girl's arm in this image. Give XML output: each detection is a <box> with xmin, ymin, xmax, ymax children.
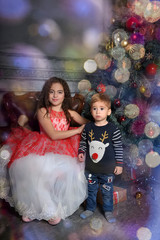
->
<box><xmin>37</xmin><ymin>108</ymin><xmax>85</xmax><ymax>140</ymax></box>
<box><xmin>68</xmin><ymin>109</ymin><xmax>89</xmax><ymax>125</ymax></box>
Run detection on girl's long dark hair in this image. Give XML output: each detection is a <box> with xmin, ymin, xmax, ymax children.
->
<box><xmin>37</xmin><ymin>77</ymin><xmax>72</xmax><ymax>123</ymax></box>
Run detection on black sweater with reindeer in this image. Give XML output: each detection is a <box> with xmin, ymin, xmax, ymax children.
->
<box><xmin>78</xmin><ymin>122</ymin><xmax>123</xmax><ymax>174</ymax></box>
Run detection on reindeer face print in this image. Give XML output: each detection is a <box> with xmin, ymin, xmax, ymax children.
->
<box><xmin>88</xmin><ymin>129</ymin><xmax>109</xmax><ymax>163</ymax></box>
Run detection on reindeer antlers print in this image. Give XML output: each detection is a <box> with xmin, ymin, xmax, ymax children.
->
<box><xmin>100</xmin><ymin>131</ymin><xmax>108</xmax><ymax>142</ymax></box>
<box><xmin>88</xmin><ymin>129</ymin><xmax>95</xmax><ymax>141</ymax></box>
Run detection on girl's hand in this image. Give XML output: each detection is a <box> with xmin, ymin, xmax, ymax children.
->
<box><xmin>78</xmin><ymin>153</ymin><xmax>85</xmax><ymax>162</ymax></box>
<box><xmin>77</xmin><ymin>124</ymin><xmax>85</xmax><ymax>134</ymax></box>
<box><xmin>114</xmin><ymin>166</ymin><xmax>123</xmax><ymax>175</ymax></box>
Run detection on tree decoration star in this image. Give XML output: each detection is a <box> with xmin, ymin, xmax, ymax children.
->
<box><xmin>145</xmin><ymin>52</ymin><xmax>153</xmax><ymax>60</ymax></box>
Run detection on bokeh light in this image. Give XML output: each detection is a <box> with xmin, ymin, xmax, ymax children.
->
<box><xmin>124</xmin><ymin>104</ymin><xmax>140</xmax><ymax>119</ymax></box>
<box><xmin>145</xmin><ymin>151</ymin><xmax>160</xmax><ymax>168</ymax></box>
<box><xmin>0</xmin><ymin>44</ymin><xmax>53</xmax><ymax>92</ymax></box>
<box><xmin>38</xmin><ymin>19</ymin><xmax>61</xmax><ymax>40</ymax></box>
<box><xmin>0</xmin><ymin>0</ymin><xmax>31</xmax><ymax>23</ymax></box>
<box><xmin>83</xmin><ymin>59</ymin><xmax>97</xmax><ymax>73</ymax></box>
<box><xmin>83</xmin><ymin>28</ymin><xmax>101</xmax><ymax>51</ymax></box>
<box><xmin>78</xmin><ymin>79</ymin><xmax>91</xmax><ymax>93</ymax></box>
<box><xmin>138</xmin><ymin>139</ymin><xmax>153</xmax><ymax>156</ymax></box>
<box><xmin>144</xmin><ymin>122</ymin><xmax>160</xmax><ymax>138</ymax></box>
<box><xmin>136</xmin><ymin>227</ymin><xmax>152</xmax><ymax>240</ymax></box>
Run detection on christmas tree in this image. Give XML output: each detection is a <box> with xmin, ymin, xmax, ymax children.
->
<box><xmin>78</xmin><ymin>0</ymin><xmax>160</xmax><ymax>184</ymax></box>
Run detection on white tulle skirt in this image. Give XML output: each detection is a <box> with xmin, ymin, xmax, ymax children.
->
<box><xmin>2</xmin><ymin>152</ymin><xmax>87</xmax><ymax>220</ymax></box>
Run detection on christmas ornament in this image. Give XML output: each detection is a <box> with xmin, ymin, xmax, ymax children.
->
<box><xmin>105</xmin><ymin>85</ymin><xmax>117</xmax><ymax>99</ymax></box>
<box><xmin>144</xmin><ymin>122</ymin><xmax>160</xmax><ymax>138</ymax></box>
<box><xmin>111</xmin><ymin>46</ymin><xmax>126</xmax><ymax>60</ymax></box>
<box><xmin>145</xmin><ymin>52</ymin><xmax>153</xmax><ymax>60</ymax></box>
<box><xmin>130</xmin><ymin>0</ymin><xmax>148</xmax><ymax>17</ymax></box>
<box><xmin>83</xmin><ymin>59</ymin><xmax>97</xmax><ymax>73</ymax></box>
<box><xmin>131</xmin><ymin>82</ymin><xmax>138</xmax><ymax>88</ymax></box>
<box><xmin>115</xmin><ymin>68</ymin><xmax>130</xmax><ymax>83</ymax></box>
<box><xmin>144</xmin><ymin>1</ymin><xmax>160</xmax><ymax>23</ymax></box>
<box><xmin>134</xmin><ymin>62</ymin><xmax>142</xmax><ymax>70</ymax></box>
<box><xmin>125</xmin><ymin>43</ymin><xmax>133</xmax><ymax>52</ymax></box>
<box><xmin>117</xmin><ymin>57</ymin><xmax>131</xmax><ymax>70</ymax></box>
<box><xmin>121</xmin><ymin>40</ymin><xmax>128</xmax><ymax>47</ymax></box>
<box><xmin>124</xmin><ymin>104</ymin><xmax>140</xmax><ymax>119</ymax></box>
<box><xmin>145</xmin><ymin>151</ymin><xmax>160</xmax><ymax>168</ymax></box>
<box><xmin>138</xmin><ymin>139</ymin><xmax>153</xmax><ymax>156</ymax></box>
<box><xmin>131</xmin><ymin>119</ymin><xmax>146</xmax><ymax>136</ymax></box>
<box><xmin>135</xmin><ymin>191</ymin><xmax>142</xmax><ymax>199</ymax></box>
<box><xmin>126</xmin><ymin>16</ymin><xmax>140</xmax><ymax>31</ymax></box>
<box><xmin>112</xmin><ymin>29</ymin><xmax>128</xmax><ymax>47</ymax></box>
<box><xmin>94</xmin><ymin>53</ymin><xmax>112</xmax><ymax>70</ymax></box>
<box><xmin>78</xmin><ymin>79</ymin><xmax>91</xmax><ymax>93</ymax></box>
<box><xmin>128</xmin><ymin>44</ymin><xmax>145</xmax><ymax>60</ymax></box>
<box><xmin>96</xmin><ymin>83</ymin><xmax>106</xmax><ymax>93</ymax></box>
<box><xmin>118</xmin><ymin>116</ymin><xmax>126</xmax><ymax>123</ymax></box>
<box><xmin>114</xmin><ymin>99</ymin><xmax>121</xmax><ymax>108</ymax></box>
<box><xmin>129</xmin><ymin>33</ymin><xmax>144</xmax><ymax>45</ymax></box>
<box><xmin>139</xmin><ymin>86</ymin><xmax>146</xmax><ymax>93</ymax></box>
<box><xmin>105</xmin><ymin>40</ymin><xmax>114</xmax><ymax>50</ymax></box>
<box><xmin>145</xmin><ymin>63</ymin><xmax>157</xmax><ymax>76</ymax></box>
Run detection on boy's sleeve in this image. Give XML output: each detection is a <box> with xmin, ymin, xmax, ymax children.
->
<box><xmin>112</xmin><ymin>128</ymin><xmax>123</xmax><ymax>167</ymax></box>
<box><xmin>78</xmin><ymin>128</ymin><xmax>87</xmax><ymax>154</ymax></box>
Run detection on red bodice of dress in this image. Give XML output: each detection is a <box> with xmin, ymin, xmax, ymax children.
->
<box><xmin>6</xmin><ymin>109</ymin><xmax>81</xmax><ymax>167</ymax></box>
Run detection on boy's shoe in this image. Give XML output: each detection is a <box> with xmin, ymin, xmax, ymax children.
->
<box><xmin>80</xmin><ymin>210</ymin><xmax>93</xmax><ymax>219</ymax></box>
<box><xmin>104</xmin><ymin>211</ymin><xmax>116</xmax><ymax>223</ymax></box>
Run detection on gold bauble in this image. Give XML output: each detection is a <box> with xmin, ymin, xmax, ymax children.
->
<box><xmin>121</xmin><ymin>40</ymin><xmax>128</xmax><ymax>47</ymax></box>
<box><xmin>135</xmin><ymin>191</ymin><xmax>142</xmax><ymax>199</ymax></box>
<box><xmin>139</xmin><ymin>86</ymin><xmax>146</xmax><ymax>93</ymax></box>
<box><xmin>106</xmin><ymin>40</ymin><xmax>114</xmax><ymax>50</ymax></box>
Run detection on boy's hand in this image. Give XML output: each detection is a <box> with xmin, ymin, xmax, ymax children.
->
<box><xmin>78</xmin><ymin>153</ymin><xmax>85</xmax><ymax>162</ymax></box>
<box><xmin>114</xmin><ymin>166</ymin><xmax>123</xmax><ymax>175</ymax></box>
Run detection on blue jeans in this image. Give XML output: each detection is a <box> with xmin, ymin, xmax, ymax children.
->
<box><xmin>85</xmin><ymin>171</ymin><xmax>115</xmax><ymax>212</ymax></box>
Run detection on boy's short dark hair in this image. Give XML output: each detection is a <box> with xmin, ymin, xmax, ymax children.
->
<box><xmin>90</xmin><ymin>93</ymin><xmax>111</xmax><ymax>109</ymax></box>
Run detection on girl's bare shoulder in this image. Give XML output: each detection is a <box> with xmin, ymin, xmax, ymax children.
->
<box><xmin>37</xmin><ymin>107</ymin><xmax>50</xmax><ymax>119</ymax></box>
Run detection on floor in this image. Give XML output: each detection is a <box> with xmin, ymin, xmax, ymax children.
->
<box><xmin>0</xmin><ymin>179</ymin><xmax>160</xmax><ymax>240</ymax></box>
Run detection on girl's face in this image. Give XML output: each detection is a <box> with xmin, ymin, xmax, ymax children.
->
<box><xmin>48</xmin><ymin>82</ymin><xmax>65</xmax><ymax>108</ymax></box>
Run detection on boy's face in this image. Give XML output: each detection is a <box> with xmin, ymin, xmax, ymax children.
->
<box><xmin>91</xmin><ymin>100</ymin><xmax>111</xmax><ymax>123</ymax></box>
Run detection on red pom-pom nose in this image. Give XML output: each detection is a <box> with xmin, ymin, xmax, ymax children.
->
<box><xmin>92</xmin><ymin>153</ymin><xmax>98</xmax><ymax>160</ymax></box>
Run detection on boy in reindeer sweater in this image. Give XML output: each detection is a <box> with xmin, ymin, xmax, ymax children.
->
<box><xmin>78</xmin><ymin>93</ymin><xmax>123</xmax><ymax>223</ymax></box>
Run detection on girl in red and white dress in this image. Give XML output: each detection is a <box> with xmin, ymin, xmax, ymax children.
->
<box><xmin>0</xmin><ymin>77</ymin><xmax>88</xmax><ymax>225</ymax></box>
